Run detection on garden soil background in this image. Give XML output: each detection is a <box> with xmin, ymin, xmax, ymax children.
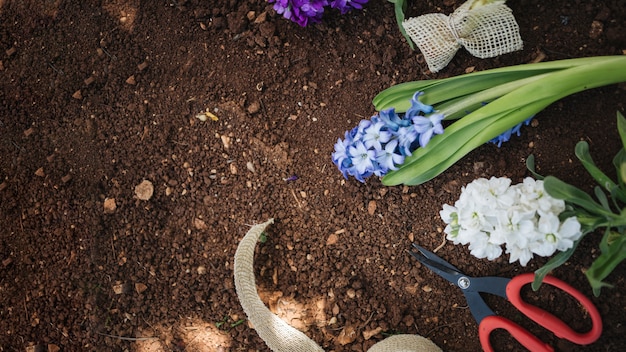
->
<box><xmin>1</xmin><ymin>0</ymin><xmax>625</xmax><ymax>351</ymax></box>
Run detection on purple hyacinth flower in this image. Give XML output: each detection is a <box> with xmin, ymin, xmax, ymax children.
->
<box><xmin>376</xmin><ymin>139</ymin><xmax>404</xmax><ymax>172</ymax></box>
<box><xmin>291</xmin><ymin>0</ymin><xmax>327</xmax><ymax>26</ymax></box>
<box><xmin>412</xmin><ymin>113</ymin><xmax>445</xmax><ymax>148</ymax></box>
<box><xmin>406</xmin><ymin>91</ymin><xmax>435</xmax><ymax>118</ymax></box>
<box><xmin>330</xmin><ymin>0</ymin><xmax>369</xmax><ymax>14</ymax></box>
<box><xmin>349</xmin><ymin>140</ymin><xmax>376</xmax><ymax>175</ymax></box>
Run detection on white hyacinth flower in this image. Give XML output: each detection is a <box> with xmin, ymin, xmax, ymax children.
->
<box><xmin>440</xmin><ymin>176</ymin><xmax>582</xmax><ymax>266</ymax></box>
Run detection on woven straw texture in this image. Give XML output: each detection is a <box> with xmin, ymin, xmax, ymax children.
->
<box><xmin>234</xmin><ymin>219</ymin><xmax>442</xmax><ymax>352</ymax></box>
<box><xmin>403</xmin><ymin>0</ymin><xmax>522</xmax><ymax>72</ymax></box>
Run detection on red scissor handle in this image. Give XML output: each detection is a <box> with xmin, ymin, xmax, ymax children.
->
<box><xmin>479</xmin><ymin>315</ymin><xmax>554</xmax><ymax>352</ymax></box>
<box><xmin>479</xmin><ymin>273</ymin><xmax>602</xmax><ymax>351</ymax></box>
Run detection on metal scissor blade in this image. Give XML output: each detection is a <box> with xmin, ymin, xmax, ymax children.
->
<box><xmin>409</xmin><ymin>244</ymin><xmax>465</xmax><ymax>285</ymax></box>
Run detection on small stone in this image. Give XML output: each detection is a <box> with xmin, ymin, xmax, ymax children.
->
<box><xmin>422</xmin><ymin>285</ymin><xmax>433</xmax><ymax>292</ymax></box>
<box><xmin>23</xmin><ymin>127</ymin><xmax>34</xmax><ymax>137</ymax></box>
<box><xmin>61</xmin><ymin>174</ymin><xmax>72</xmax><ymax>183</ymax></box>
<box><xmin>35</xmin><ymin>167</ymin><xmax>45</xmax><ymax>177</ymax></box>
<box><xmin>246</xmin><ymin>161</ymin><xmax>255</xmax><ymax>173</ymax></box>
<box><xmin>326</xmin><ymin>233</ymin><xmax>338</xmax><ymax>245</ymax></box>
<box><xmin>220</xmin><ymin>135</ymin><xmax>231</xmax><ymax>149</ymax></box>
<box><xmin>193</xmin><ymin>218</ymin><xmax>208</xmax><ymax>230</ymax></box>
<box><xmin>197</xmin><ymin>265</ymin><xmax>207</xmax><ymax>275</ymax></box>
<box><xmin>103</xmin><ymin>198</ymin><xmax>117</xmax><ymax>214</ymax></box>
<box><xmin>367</xmin><ymin>200</ymin><xmax>376</xmax><ymax>215</ymax></box>
<box><xmin>126</xmin><ymin>75</ymin><xmax>136</xmax><ymax>85</ymax></box>
<box><xmin>84</xmin><ymin>76</ymin><xmax>95</xmax><ymax>85</ymax></box>
<box><xmin>254</xmin><ymin>11</ymin><xmax>267</xmax><ymax>24</ymax></box>
<box><xmin>113</xmin><ymin>282</ymin><xmax>124</xmax><ymax>295</ymax></box>
<box><xmin>336</xmin><ymin>325</ymin><xmax>357</xmax><ymax>345</ymax></box>
<box><xmin>137</xmin><ymin>61</ymin><xmax>149</xmax><ymax>71</ymax></box>
<box><xmin>5</xmin><ymin>46</ymin><xmax>16</xmax><ymax>56</ymax></box>
<box><xmin>405</xmin><ymin>283</ymin><xmax>419</xmax><ymax>295</ymax></box>
<box><xmin>72</xmin><ymin>90</ymin><xmax>83</xmax><ymax>100</ymax></box>
<box><xmin>134</xmin><ymin>180</ymin><xmax>154</xmax><ymax>200</ymax></box>
<box><xmin>247</xmin><ymin>101</ymin><xmax>260</xmax><ymax>114</ymax></box>
<box><xmin>135</xmin><ymin>283</ymin><xmax>148</xmax><ymax>294</ymax></box>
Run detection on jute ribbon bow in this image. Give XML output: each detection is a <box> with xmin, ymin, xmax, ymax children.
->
<box><xmin>403</xmin><ymin>0</ymin><xmax>523</xmax><ymax>73</ymax></box>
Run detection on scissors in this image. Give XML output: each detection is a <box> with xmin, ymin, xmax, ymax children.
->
<box><xmin>409</xmin><ymin>244</ymin><xmax>602</xmax><ymax>352</ymax></box>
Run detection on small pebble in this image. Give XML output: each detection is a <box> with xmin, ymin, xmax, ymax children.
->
<box><xmin>135</xmin><ymin>283</ymin><xmax>148</xmax><ymax>294</ymax></box>
<box><xmin>126</xmin><ymin>75</ymin><xmax>136</xmax><ymax>85</ymax></box>
<box><xmin>103</xmin><ymin>198</ymin><xmax>117</xmax><ymax>214</ymax></box>
<box><xmin>367</xmin><ymin>200</ymin><xmax>376</xmax><ymax>215</ymax></box>
<box><xmin>134</xmin><ymin>180</ymin><xmax>154</xmax><ymax>200</ymax></box>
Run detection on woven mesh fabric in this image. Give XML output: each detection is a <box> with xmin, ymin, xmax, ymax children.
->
<box><xmin>234</xmin><ymin>219</ymin><xmax>442</xmax><ymax>352</ymax></box>
<box><xmin>403</xmin><ymin>0</ymin><xmax>522</xmax><ymax>72</ymax></box>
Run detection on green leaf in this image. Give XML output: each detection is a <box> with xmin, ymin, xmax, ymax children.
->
<box><xmin>525</xmin><ymin>154</ymin><xmax>544</xmax><ymax>180</ymax></box>
<box><xmin>617</xmin><ymin>111</ymin><xmax>626</xmax><ymax>150</ymax></box>
<box><xmin>594</xmin><ymin>186</ymin><xmax>611</xmax><ymax>212</ymax></box>
<box><xmin>373</xmin><ymin>68</ymin><xmax>553</xmax><ymax>113</ymax></box>
<box><xmin>610</xmin><ymin>149</ymin><xmax>626</xmax><ymax>203</ymax></box>
<box><xmin>575</xmin><ymin>141</ymin><xmax>617</xmax><ymax>192</ymax></box>
<box><xmin>611</xmin><ymin>136</ymin><xmax>626</xmax><ymax>203</ymax></box>
<box><xmin>543</xmin><ymin>176</ymin><xmax>611</xmax><ymax>217</ymax></box>
<box><xmin>373</xmin><ymin>56</ymin><xmax>626</xmax><ymax>113</ymax></box>
<box><xmin>532</xmin><ymin>239</ymin><xmax>582</xmax><ymax>291</ymax></box>
<box><xmin>585</xmin><ymin>229</ymin><xmax>626</xmax><ymax>296</ymax></box>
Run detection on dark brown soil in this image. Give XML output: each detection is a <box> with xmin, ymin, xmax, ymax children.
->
<box><xmin>1</xmin><ymin>1</ymin><xmax>625</xmax><ymax>351</ymax></box>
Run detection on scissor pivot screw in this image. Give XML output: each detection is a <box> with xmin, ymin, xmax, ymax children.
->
<box><xmin>458</xmin><ymin>277</ymin><xmax>470</xmax><ymax>289</ymax></box>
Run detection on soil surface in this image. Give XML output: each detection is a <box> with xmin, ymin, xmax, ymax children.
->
<box><xmin>1</xmin><ymin>1</ymin><xmax>625</xmax><ymax>351</ymax></box>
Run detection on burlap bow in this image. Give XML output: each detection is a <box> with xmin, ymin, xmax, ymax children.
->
<box><xmin>403</xmin><ymin>0</ymin><xmax>523</xmax><ymax>73</ymax></box>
